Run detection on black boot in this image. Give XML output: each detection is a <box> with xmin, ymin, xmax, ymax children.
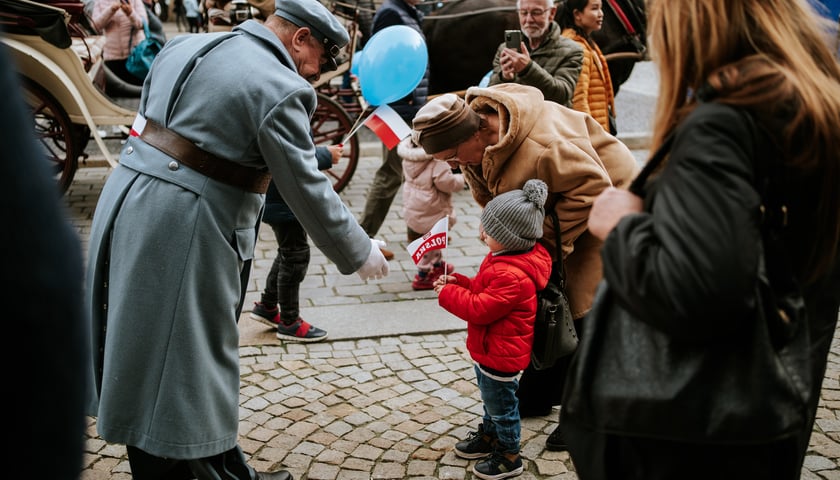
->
<box><xmin>545</xmin><ymin>425</ymin><xmax>567</xmax><ymax>452</ymax></box>
<box><xmin>257</xmin><ymin>471</ymin><xmax>293</xmax><ymax>480</ymax></box>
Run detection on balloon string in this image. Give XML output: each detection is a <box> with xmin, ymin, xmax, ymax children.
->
<box><xmin>342</xmin><ymin>106</ymin><xmax>373</xmax><ymax>145</ymax></box>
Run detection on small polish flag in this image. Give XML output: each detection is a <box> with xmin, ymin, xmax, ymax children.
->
<box><xmin>407</xmin><ymin>217</ymin><xmax>449</xmax><ymax>265</ymax></box>
<box><xmin>364</xmin><ymin>105</ymin><xmax>411</xmax><ymax>150</ymax></box>
<box><xmin>129</xmin><ymin>114</ymin><xmax>147</xmax><ymax>137</ymax></box>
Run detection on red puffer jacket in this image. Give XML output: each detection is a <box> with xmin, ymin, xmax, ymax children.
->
<box><xmin>438</xmin><ymin>242</ymin><xmax>552</xmax><ymax>372</ymax></box>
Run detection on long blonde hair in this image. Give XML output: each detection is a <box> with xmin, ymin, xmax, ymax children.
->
<box><xmin>647</xmin><ymin>0</ymin><xmax>840</xmax><ymax>283</ymax></box>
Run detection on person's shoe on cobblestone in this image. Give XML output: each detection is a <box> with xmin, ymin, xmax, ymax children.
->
<box><xmin>454</xmin><ymin>424</ymin><xmax>497</xmax><ymax>459</ymax></box>
<box><xmin>276</xmin><ymin>317</ymin><xmax>328</xmax><ymax>343</ymax></box>
<box><xmin>413</xmin><ymin>261</ymin><xmax>455</xmax><ymax>290</ymax></box>
<box><xmin>250</xmin><ymin>302</ymin><xmax>280</xmax><ymax>328</ymax></box>
<box><xmin>545</xmin><ymin>424</ymin><xmax>567</xmax><ymax>451</ymax></box>
<box><xmin>472</xmin><ymin>450</ymin><xmax>523</xmax><ymax>480</ymax></box>
<box><xmin>379</xmin><ymin>246</ymin><xmax>395</xmax><ymax>260</ymax></box>
<box><xmin>412</xmin><ymin>271</ymin><xmax>436</xmax><ymax>290</ymax></box>
<box><xmin>430</xmin><ymin>260</ymin><xmax>454</xmax><ymax>279</ymax></box>
<box><xmin>256</xmin><ymin>470</ymin><xmax>293</xmax><ymax>480</ymax></box>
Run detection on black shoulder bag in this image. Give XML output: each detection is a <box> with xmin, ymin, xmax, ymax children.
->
<box><xmin>531</xmin><ymin>209</ymin><xmax>578</xmax><ymax>371</ymax></box>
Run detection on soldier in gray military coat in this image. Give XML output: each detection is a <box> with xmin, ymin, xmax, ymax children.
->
<box><xmin>85</xmin><ymin>1</ymin><xmax>389</xmax><ymax>478</ymax></box>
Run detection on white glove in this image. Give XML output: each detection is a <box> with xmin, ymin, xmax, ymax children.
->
<box><xmin>356</xmin><ymin>238</ymin><xmax>390</xmax><ymax>280</ymax></box>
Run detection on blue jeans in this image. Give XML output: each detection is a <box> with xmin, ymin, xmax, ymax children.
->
<box><xmin>474</xmin><ymin>364</ymin><xmax>521</xmax><ymax>454</ymax></box>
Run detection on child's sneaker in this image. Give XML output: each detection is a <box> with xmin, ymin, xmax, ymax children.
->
<box><xmin>412</xmin><ymin>272</ymin><xmax>435</xmax><ymax>290</ymax></box>
<box><xmin>276</xmin><ymin>318</ymin><xmax>328</xmax><ymax>343</ymax></box>
<box><xmin>250</xmin><ymin>302</ymin><xmax>280</xmax><ymax>327</ymax></box>
<box><xmin>429</xmin><ymin>261</ymin><xmax>455</xmax><ymax>282</ymax></box>
<box><xmin>454</xmin><ymin>425</ymin><xmax>496</xmax><ymax>459</ymax></box>
<box><xmin>472</xmin><ymin>451</ymin><xmax>523</xmax><ymax>480</ymax></box>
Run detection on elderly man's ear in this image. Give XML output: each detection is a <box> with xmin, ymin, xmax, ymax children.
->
<box><xmin>290</xmin><ymin>28</ymin><xmax>312</xmax><ymax>52</ymax></box>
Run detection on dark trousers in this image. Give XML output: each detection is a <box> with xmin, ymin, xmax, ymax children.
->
<box><xmin>127</xmin><ymin>445</ymin><xmax>258</xmax><ymax>480</ymax></box>
<box><xmin>187</xmin><ymin>15</ymin><xmax>201</xmax><ymax>33</ymax></box>
<box><xmin>359</xmin><ymin>145</ymin><xmax>403</xmax><ymax>237</ymax></box>
<box><xmin>259</xmin><ymin>219</ymin><xmax>310</xmax><ymax>323</ymax></box>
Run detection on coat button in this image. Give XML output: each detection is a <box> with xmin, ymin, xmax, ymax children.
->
<box><xmin>168</xmin><ymin>161</ymin><xmax>179</xmax><ymax>171</ymax></box>
<box><xmin>125</xmin><ymin>146</ymin><xmax>133</xmax><ymax>154</ymax></box>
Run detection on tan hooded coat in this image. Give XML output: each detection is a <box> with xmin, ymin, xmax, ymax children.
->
<box><xmin>462</xmin><ymin>83</ymin><xmax>638</xmax><ymax>318</ymax></box>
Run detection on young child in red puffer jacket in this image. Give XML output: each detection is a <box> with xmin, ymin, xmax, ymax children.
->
<box><xmin>433</xmin><ymin>179</ymin><xmax>552</xmax><ymax>480</ymax></box>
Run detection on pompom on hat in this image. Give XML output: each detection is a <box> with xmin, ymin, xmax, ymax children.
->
<box><xmin>481</xmin><ymin>179</ymin><xmax>548</xmax><ymax>252</ymax></box>
<box><xmin>274</xmin><ymin>0</ymin><xmax>349</xmax><ymax>71</ymax></box>
<box><xmin>411</xmin><ymin>93</ymin><xmax>481</xmax><ymax>155</ymax></box>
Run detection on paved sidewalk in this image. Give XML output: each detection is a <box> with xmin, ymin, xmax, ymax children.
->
<box><xmin>74</xmin><ymin>21</ymin><xmax>840</xmax><ymax>478</ymax></box>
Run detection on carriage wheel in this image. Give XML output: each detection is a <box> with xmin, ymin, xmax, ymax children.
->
<box><xmin>21</xmin><ymin>78</ymin><xmax>80</xmax><ymax>195</ymax></box>
<box><xmin>311</xmin><ymin>92</ymin><xmax>359</xmax><ymax>193</ymax></box>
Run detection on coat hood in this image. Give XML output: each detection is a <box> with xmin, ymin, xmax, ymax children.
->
<box><xmin>466</xmin><ymin>83</ymin><xmax>546</xmax><ymax>161</ymax></box>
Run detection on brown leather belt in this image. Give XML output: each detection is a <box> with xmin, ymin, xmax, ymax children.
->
<box><xmin>137</xmin><ymin>118</ymin><xmax>272</xmax><ymax>194</ymax></box>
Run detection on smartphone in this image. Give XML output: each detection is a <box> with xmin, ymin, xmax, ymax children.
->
<box><xmin>505</xmin><ymin>30</ymin><xmax>522</xmax><ymax>51</ymax></box>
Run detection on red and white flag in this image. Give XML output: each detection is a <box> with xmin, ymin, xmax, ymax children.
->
<box><xmin>364</xmin><ymin>104</ymin><xmax>411</xmax><ymax>149</ymax></box>
<box><xmin>129</xmin><ymin>114</ymin><xmax>147</xmax><ymax>137</ymax></box>
<box><xmin>407</xmin><ymin>217</ymin><xmax>449</xmax><ymax>265</ymax></box>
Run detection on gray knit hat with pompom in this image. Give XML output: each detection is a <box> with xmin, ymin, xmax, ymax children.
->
<box><xmin>481</xmin><ymin>179</ymin><xmax>548</xmax><ymax>252</ymax></box>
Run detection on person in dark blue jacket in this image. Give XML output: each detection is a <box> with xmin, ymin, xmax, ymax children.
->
<box><xmin>251</xmin><ymin>143</ymin><xmax>342</xmax><ymax>342</ymax></box>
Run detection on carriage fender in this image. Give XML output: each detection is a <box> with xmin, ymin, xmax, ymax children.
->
<box><xmin>1</xmin><ymin>35</ymin><xmax>131</xmax><ymax>167</ymax></box>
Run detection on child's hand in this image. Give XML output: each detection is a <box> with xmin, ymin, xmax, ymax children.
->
<box><xmin>328</xmin><ymin>144</ymin><xmax>343</xmax><ymax>164</ymax></box>
<box><xmin>433</xmin><ymin>274</ymin><xmax>453</xmax><ymax>293</ymax></box>
<box><xmin>118</xmin><ymin>0</ymin><xmax>132</xmax><ymax>14</ymax></box>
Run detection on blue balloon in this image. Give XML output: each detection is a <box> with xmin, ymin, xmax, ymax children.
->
<box><xmin>478</xmin><ymin>70</ymin><xmax>492</xmax><ymax>88</ymax></box>
<box><xmin>350</xmin><ymin>48</ymin><xmax>363</xmax><ymax>76</ymax></box>
<box><xmin>357</xmin><ymin>25</ymin><xmax>428</xmax><ymax>106</ymax></box>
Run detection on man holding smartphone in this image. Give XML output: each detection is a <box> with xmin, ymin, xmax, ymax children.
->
<box><xmin>489</xmin><ymin>0</ymin><xmax>583</xmax><ymax>107</ymax></box>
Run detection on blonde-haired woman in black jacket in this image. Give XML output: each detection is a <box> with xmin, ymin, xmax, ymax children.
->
<box><xmin>560</xmin><ymin>0</ymin><xmax>840</xmax><ymax>478</ymax></box>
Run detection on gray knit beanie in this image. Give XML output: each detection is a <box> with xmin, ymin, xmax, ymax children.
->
<box><xmin>481</xmin><ymin>179</ymin><xmax>548</xmax><ymax>252</ymax></box>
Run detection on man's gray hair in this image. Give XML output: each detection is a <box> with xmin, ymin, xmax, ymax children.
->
<box><xmin>516</xmin><ymin>0</ymin><xmax>556</xmax><ymax>9</ymax></box>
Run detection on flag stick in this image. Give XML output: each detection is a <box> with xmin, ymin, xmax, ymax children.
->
<box><xmin>341</xmin><ymin>106</ymin><xmax>373</xmax><ymax>145</ymax></box>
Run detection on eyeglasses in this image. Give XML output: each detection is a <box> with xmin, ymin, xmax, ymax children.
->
<box><xmin>439</xmin><ymin>142</ymin><xmax>461</xmax><ymax>161</ymax></box>
<box><xmin>518</xmin><ymin>8</ymin><xmax>548</xmax><ymax>18</ymax></box>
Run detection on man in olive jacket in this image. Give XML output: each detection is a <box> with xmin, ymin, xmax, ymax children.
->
<box><xmin>85</xmin><ymin>0</ymin><xmax>388</xmax><ymax>478</ymax></box>
<box><xmin>489</xmin><ymin>0</ymin><xmax>583</xmax><ymax>106</ymax></box>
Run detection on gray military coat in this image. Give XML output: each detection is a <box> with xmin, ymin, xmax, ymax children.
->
<box><xmin>86</xmin><ymin>20</ymin><xmax>371</xmax><ymax>459</ymax></box>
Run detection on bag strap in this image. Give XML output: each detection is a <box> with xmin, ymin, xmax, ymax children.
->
<box><xmin>547</xmin><ymin>208</ymin><xmax>566</xmax><ymax>290</ymax></box>
<box><xmin>128</xmin><ymin>18</ymin><xmax>151</xmax><ymax>51</ymax></box>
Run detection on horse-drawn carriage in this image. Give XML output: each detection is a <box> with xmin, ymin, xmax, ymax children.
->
<box><xmin>1</xmin><ymin>0</ymin><xmax>137</xmax><ymax>193</ymax></box>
